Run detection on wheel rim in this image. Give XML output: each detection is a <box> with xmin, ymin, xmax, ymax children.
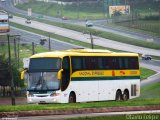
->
<box><xmin>116</xmin><ymin>91</ymin><xmax>122</xmax><ymax>101</ymax></box>
<box><xmin>123</xmin><ymin>94</ymin><xmax>127</xmax><ymax>100</ymax></box>
<box><xmin>69</xmin><ymin>94</ymin><xmax>75</xmax><ymax>103</ymax></box>
<box><xmin>123</xmin><ymin>92</ymin><xmax>128</xmax><ymax>101</ymax></box>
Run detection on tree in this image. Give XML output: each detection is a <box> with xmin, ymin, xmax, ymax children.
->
<box><xmin>0</xmin><ymin>54</ymin><xmax>24</xmax><ymax>97</ymax></box>
<box><xmin>0</xmin><ymin>54</ymin><xmax>11</xmax><ymax>96</ymax></box>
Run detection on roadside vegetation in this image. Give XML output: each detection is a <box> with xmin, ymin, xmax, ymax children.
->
<box><xmin>113</xmin><ymin>20</ymin><xmax>160</xmax><ymax>36</ymax></box>
<box><xmin>16</xmin><ymin>0</ymin><xmax>104</xmax><ymax>20</ymax></box>
<box><xmin>68</xmin><ymin>115</ymin><xmax>127</xmax><ymax>120</ymax></box>
<box><xmin>67</xmin><ymin>114</ymin><xmax>160</xmax><ymax>120</ymax></box>
<box><xmin>0</xmin><ymin>43</ymin><xmax>48</xmax><ymax>97</ymax></box>
<box><xmin>16</xmin><ymin>0</ymin><xmax>160</xmax><ymax>36</ymax></box>
<box><xmin>140</xmin><ymin>68</ymin><xmax>156</xmax><ymax>80</ymax></box>
<box><xmin>139</xmin><ymin>82</ymin><xmax>160</xmax><ymax>99</ymax></box>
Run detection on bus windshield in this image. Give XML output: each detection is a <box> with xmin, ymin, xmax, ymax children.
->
<box><xmin>29</xmin><ymin>58</ymin><xmax>61</xmax><ymax>72</ymax></box>
<box><xmin>27</xmin><ymin>72</ymin><xmax>60</xmax><ymax>91</ymax></box>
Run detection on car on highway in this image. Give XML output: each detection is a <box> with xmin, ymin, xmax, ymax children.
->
<box><xmin>86</xmin><ymin>21</ymin><xmax>93</xmax><ymax>27</ymax></box>
<box><xmin>62</xmin><ymin>16</ymin><xmax>68</xmax><ymax>20</ymax></box>
<box><xmin>8</xmin><ymin>14</ymin><xmax>13</xmax><ymax>19</ymax></box>
<box><xmin>25</xmin><ymin>19</ymin><xmax>31</xmax><ymax>24</ymax></box>
<box><xmin>1</xmin><ymin>0</ymin><xmax>6</xmax><ymax>2</ymax></box>
<box><xmin>142</xmin><ymin>54</ymin><xmax>152</xmax><ymax>60</ymax></box>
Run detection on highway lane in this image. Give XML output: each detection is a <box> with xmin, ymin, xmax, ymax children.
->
<box><xmin>9</xmin><ymin>27</ymin><xmax>81</xmax><ymax>50</ymax></box>
<box><xmin>140</xmin><ymin>59</ymin><xmax>160</xmax><ymax>86</ymax></box>
<box><xmin>9</xmin><ymin>15</ymin><xmax>160</xmax><ymax>56</ymax></box>
<box><xmin>1</xmin><ymin>0</ymin><xmax>160</xmax><ymax>43</ymax></box>
<box><xmin>139</xmin><ymin>59</ymin><xmax>160</xmax><ymax>73</ymax></box>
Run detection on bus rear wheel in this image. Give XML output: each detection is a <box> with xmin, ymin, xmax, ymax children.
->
<box><xmin>115</xmin><ymin>90</ymin><xmax>122</xmax><ymax>101</ymax></box>
<box><xmin>123</xmin><ymin>91</ymin><xmax>129</xmax><ymax>101</ymax></box>
<box><xmin>69</xmin><ymin>92</ymin><xmax>76</xmax><ymax>103</ymax></box>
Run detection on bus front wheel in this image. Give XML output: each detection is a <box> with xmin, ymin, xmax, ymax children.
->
<box><xmin>69</xmin><ymin>92</ymin><xmax>76</xmax><ymax>103</ymax></box>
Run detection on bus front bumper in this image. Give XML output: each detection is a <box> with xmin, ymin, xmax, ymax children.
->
<box><xmin>27</xmin><ymin>95</ymin><xmax>60</xmax><ymax>104</ymax></box>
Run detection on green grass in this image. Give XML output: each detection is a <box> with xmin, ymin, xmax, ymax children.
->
<box><xmin>140</xmin><ymin>68</ymin><xmax>156</xmax><ymax>80</ymax></box>
<box><xmin>0</xmin><ymin>98</ymin><xmax>159</xmax><ymax>112</ymax></box>
<box><xmin>67</xmin><ymin>114</ymin><xmax>160</xmax><ymax>120</ymax></box>
<box><xmin>16</xmin><ymin>1</ymin><xmax>104</xmax><ymax>20</ymax></box>
<box><xmin>114</xmin><ymin>20</ymin><xmax>160</xmax><ymax>36</ymax></box>
<box><xmin>139</xmin><ymin>82</ymin><xmax>160</xmax><ymax>99</ymax></box>
<box><xmin>67</xmin><ymin>115</ymin><xmax>126</xmax><ymax>120</ymax></box>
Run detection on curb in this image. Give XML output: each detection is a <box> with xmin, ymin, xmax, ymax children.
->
<box><xmin>0</xmin><ymin>105</ymin><xmax>160</xmax><ymax>118</ymax></box>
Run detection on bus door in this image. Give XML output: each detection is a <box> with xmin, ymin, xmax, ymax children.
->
<box><xmin>61</xmin><ymin>56</ymin><xmax>70</xmax><ymax>91</ymax></box>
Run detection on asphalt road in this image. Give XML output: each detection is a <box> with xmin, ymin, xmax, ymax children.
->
<box><xmin>0</xmin><ymin>0</ymin><xmax>160</xmax><ymax>43</ymax></box>
<box><xmin>7</xmin><ymin>15</ymin><xmax>160</xmax><ymax>56</ymax></box>
<box><xmin>10</xmin><ymin>27</ymin><xmax>81</xmax><ymax>50</ymax></box>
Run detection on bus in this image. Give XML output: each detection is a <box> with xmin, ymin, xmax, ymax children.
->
<box><xmin>0</xmin><ymin>10</ymin><xmax>10</xmax><ymax>33</ymax></box>
<box><xmin>21</xmin><ymin>49</ymin><xmax>140</xmax><ymax>104</ymax></box>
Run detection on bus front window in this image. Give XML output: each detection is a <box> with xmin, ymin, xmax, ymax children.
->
<box><xmin>28</xmin><ymin>72</ymin><xmax>60</xmax><ymax>91</ymax></box>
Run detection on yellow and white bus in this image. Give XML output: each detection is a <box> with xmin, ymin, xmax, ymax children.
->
<box><xmin>21</xmin><ymin>49</ymin><xmax>140</xmax><ymax>103</ymax></box>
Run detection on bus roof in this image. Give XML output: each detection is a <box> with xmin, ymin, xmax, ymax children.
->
<box><xmin>30</xmin><ymin>49</ymin><xmax>138</xmax><ymax>58</ymax></box>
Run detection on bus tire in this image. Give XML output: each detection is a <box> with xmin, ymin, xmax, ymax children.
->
<box><xmin>69</xmin><ymin>92</ymin><xmax>76</xmax><ymax>103</ymax></box>
<box><xmin>115</xmin><ymin>90</ymin><xmax>122</xmax><ymax>101</ymax></box>
<box><xmin>123</xmin><ymin>90</ymin><xmax>129</xmax><ymax>101</ymax></box>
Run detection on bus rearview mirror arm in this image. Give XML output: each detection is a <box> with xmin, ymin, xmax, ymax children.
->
<box><xmin>21</xmin><ymin>70</ymin><xmax>27</xmax><ymax>80</ymax></box>
<box><xmin>57</xmin><ymin>69</ymin><xmax>63</xmax><ymax>80</ymax></box>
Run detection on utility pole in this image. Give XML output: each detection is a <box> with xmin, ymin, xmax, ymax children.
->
<box><xmin>90</xmin><ymin>32</ymin><xmax>94</xmax><ymax>49</ymax></box>
<box><xmin>77</xmin><ymin>0</ymin><xmax>80</xmax><ymax>19</ymax></box>
<box><xmin>7</xmin><ymin>34</ymin><xmax>15</xmax><ymax>106</ymax></box>
<box><xmin>13</xmin><ymin>38</ymin><xmax>17</xmax><ymax>66</ymax></box>
<box><xmin>60</xmin><ymin>0</ymin><xmax>63</xmax><ymax>17</ymax></box>
<box><xmin>17</xmin><ymin>37</ymin><xmax>20</xmax><ymax>68</ymax></box>
<box><xmin>32</xmin><ymin>42</ymin><xmax>35</xmax><ymax>55</ymax></box>
<box><xmin>48</xmin><ymin>33</ymin><xmax>51</xmax><ymax>51</ymax></box>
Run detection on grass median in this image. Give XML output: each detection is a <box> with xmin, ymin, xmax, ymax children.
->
<box><xmin>140</xmin><ymin>68</ymin><xmax>156</xmax><ymax>80</ymax></box>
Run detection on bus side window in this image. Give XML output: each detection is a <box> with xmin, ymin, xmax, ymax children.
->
<box><xmin>72</xmin><ymin>57</ymin><xmax>82</xmax><ymax>72</ymax></box>
<box><xmin>84</xmin><ymin>57</ymin><xmax>98</xmax><ymax>70</ymax></box>
<box><xmin>128</xmin><ymin>57</ymin><xmax>139</xmax><ymax>69</ymax></box>
<box><xmin>61</xmin><ymin>56</ymin><xmax>70</xmax><ymax>91</ymax></box>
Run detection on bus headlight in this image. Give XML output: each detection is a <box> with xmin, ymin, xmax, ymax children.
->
<box><xmin>50</xmin><ymin>93</ymin><xmax>60</xmax><ymax>97</ymax></box>
<box><xmin>27</xmin><ymin>93</ymin><xmax>34</xmax><ymax>97</ymax></box>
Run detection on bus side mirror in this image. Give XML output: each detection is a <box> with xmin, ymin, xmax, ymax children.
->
<box><xmin>21</xmin><ymin>70</ymin><xmax>27</xmax><ymax>80</ymax></box>
<box><xmin>57</xmin><ymin>69</ymin><xmax>63</xmax><ymax>80</ymax></box>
